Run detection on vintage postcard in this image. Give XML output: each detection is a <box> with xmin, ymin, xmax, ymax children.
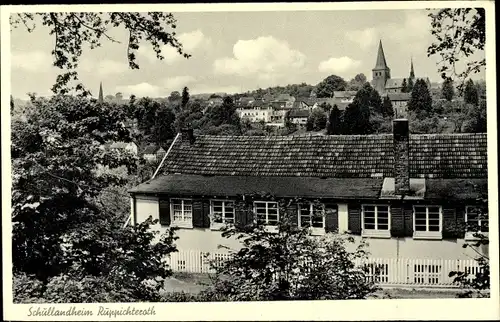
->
<box><xmin>1</xmin><ymin>1</ymin><xmax>498</xmax><ymax>321</ymax></box>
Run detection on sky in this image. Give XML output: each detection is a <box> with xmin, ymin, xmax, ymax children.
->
<box><xmin>10</xmin><ymin>8</ymin><xmax>486</xmax><ymax>99</ymax></box>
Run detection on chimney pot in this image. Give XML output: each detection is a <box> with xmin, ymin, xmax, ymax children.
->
<box><xmin>393</xmin><ymin>119</ymin><xmax>410</xmax><ymax>195</ymax></box>
<box><xmin>181</xmin><ymin>127</ymin><xmax>195</xmax><ymax>144</ymax></box>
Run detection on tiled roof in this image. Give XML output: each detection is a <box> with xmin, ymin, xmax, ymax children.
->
<box><xmin>130</xmin><ymin>174</ymin><xmax>383</xmax><ymax>199</ymax></box>
<box><xmin>289</xmin><ymin>109</ymin><xmax>310</xmax><ymax>118</ymax></box>
<box><xmin>159</xmin><ymin>133</ymin><xmax>487</xmax><ymax>179</ymax></box>
<box><xmin>387</xmin><ymin>93</ymin><xmax>411</xmax><ymax>101</ymax></box>
<box><xmin>333</xmin><ymin>91</ymin><xmax>357</xmax><ymax>98</ymax></box>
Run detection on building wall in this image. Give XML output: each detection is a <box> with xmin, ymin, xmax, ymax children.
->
<box><xmin>133</xmin><ymin>197</ymin><xmax>487</xmax><ymax>260</ymax></box>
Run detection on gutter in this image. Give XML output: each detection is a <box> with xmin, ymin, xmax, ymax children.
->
<box><xmin>151</xmin><ymin>132</ymin><xmax>180</xmax><ymax>180</ymax></box>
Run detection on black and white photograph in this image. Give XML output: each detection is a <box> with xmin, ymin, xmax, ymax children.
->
<box><xmin>2</xmin><ymin>1</ymin><xmax>498</xmax><ymax>320</ymax></box>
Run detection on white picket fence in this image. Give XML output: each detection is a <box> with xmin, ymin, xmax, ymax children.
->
<box><xmin>165</xmin><ymin>250</ymin><xmax>483</xmax><ymax>288</ymax></box>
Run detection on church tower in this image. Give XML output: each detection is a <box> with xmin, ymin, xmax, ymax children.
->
<box><xmin>98</xmin><ymin>82</ymin><xmax>104</xmax><ymax>103</ymax></box>
<box><xmin>372</xmin><ymin>40</ymin><xmax>391</xmax><ymax>94</ymax></box>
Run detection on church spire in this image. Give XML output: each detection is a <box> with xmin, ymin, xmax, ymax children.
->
<box><xmin>98</xmin><ymin>82</ymin><xmax>104</xmax><ymax>103</ymax></box>
<box><xmin>374</xmin><ymin>40</ymin><xmax>388</xmax><ymax>69</ymax></box>
<box><xmin>410</xmin><ymin>57</ymin><xmax>415</xmax><ymax>79</ymax></box>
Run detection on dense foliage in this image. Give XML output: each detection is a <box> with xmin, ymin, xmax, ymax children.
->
<box><xmin>200</xmin><ymin>197</ymin><xmax>379</xmax><ymax>301</ymax></box>
<box><xmin>12</xmin><ymin>95</ymin><xmax>179</xmax><ymax>302</ymax></box>
<box><xmin>315</xmin><ymin>75</ymin><xmax>347</xmax><ymax>98</ymax></box>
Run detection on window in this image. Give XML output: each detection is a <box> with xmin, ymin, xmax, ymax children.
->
<box><xmin>465</xmin><ymin>206</ymin><xmax>488</xmax><ymax>238</ymax></box>
<box><xmin>413</xmin><ymin>206</ymin><xmax>442</xmax><ymax>239</ymax></box>
<box><xmin>171</xmin><ymin>198</ymin><xmax>193</xmax><ymax>227</ymax></box>
<box><xmin>362</xmin><ymin>205</ymin><xmax>390</xmax><ymax>238</ymax></box>
<box><xmin>299</xmin><ymin>203</ymin><xmax>325</xmax><ymax>232</ymax></box>
<box><xmin>210</xmin><ymin>200</ymin><xmax>235</xmax><ymax>227</ymax></box>
<box><xmin>254</xmin><ymin>201</ymin><xmax>279</xmax><ymax>226</ymax></box>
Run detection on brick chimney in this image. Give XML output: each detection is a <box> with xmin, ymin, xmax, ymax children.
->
<box><xmin>180</xmin><ymin>127</ymin><xmax>195</xmax><ymax>144</ymax></box>
<box><xmin>393</xmin><ymin>119</ymin><xmax>410</xmax><ymax>195</ymax></box>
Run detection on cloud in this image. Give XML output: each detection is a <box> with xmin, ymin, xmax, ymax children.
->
<box><xmin>346</xmin><ymin>10</ymin><xmax>430</xmax><ymax>50</ymax></box>
<box><xmin>162</xmin><ymin>76</ymin><xmax>196</xmax><ymax>91</ymax></box>
<box><xmin>115</xmin><ymin>82</ymin><xmax>163</xmax><ymax>98</ymax></box>
<box><xmin>11</xmin><ymin>51</ymin><xmax>53</xmax><ymax>72</ymax></box>
<box><xmin>138</xmin><ymin>30</ymin><xmax>211</xmax><ymax>64</ymax></box>
<box><xmin>80</xmin><ymin>59</ymin><xmax>129</xmax><ymax>76</ymax></box>
<box><xmin>213</xmin><ymin>36</ymin><xmax>306</xmax><ymax>79</ymax></box>
<box><xmin>346</xmin><ymin>28</ymin><xmax>377</xmax><ymax>50</ymax></box>
<box><xmin>318</xmin><ymin>56</ymin><xmax>361</xmax><ymax>76</ymax></box>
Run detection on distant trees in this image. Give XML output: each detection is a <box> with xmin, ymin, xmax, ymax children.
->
<box><xmin>408</xmin><ymin>79</ymin><xmax>433</xmax><ymax>116</ymax></box>
<box><xmin>401</xmin><ymin>79</ymin><xmax>408</xmax><ymax>93</ymax></box>
<box><xmin>381</xmin><ymin>96</ymin><xmax>394</xmax><ymax>118</ymax></box>
<box><xmin>315</xmin><ymin>75</ymin><xmax>347</xmax><ymax>98</ymax></box>
<box><xmin>168</xmin><ymin>91</ymin><xmax>182</xmax><ymax>102</ymax></box>
<box><xmin>181</xmin><ymin>86</ymin><xmax>190</xmax><ymax>109</ymax></box>
<box><xmin>441</xmin><ymin>78</ymin><xmax>455</xmax><ymax>101</ymax></box>
<box><xmin>306</xmin><ymin>108</ymin><xmax>327</xmax><ymax>131</ymax></box>
<box><xmin>346</xmin><ymin>73</ymin><xmax>367</xmax><ymax>91</ymax></box>
<box><xmin>408</xmin><ymin>77</ymin><xmax>414</xmax><ymax>92</ymax></box>
<box><xmin>132</xmin><ymin>97</ymin><xmax>176</xmax><ymax>146</ymax></box>
<box><xmin>326</xmin><ymin>105</ymin><xmax>342</xmax><ymax>135</ymax></box>
<box><xmin>464</xmin><ymin>79</ymin><xmax>479</xmax><ymax>106</ymax></box>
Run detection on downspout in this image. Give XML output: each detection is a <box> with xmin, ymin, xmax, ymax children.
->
<box><xmin>152</xmin><ymin>132</ymin><xmax>180</xmax><ymax>180</ymax></box>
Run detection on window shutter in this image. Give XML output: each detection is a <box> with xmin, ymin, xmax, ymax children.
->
<box><xmin>348</xmin><ymin>204</ymin><xmax>361</xmax><ymax>235</ymax></box>
<box><xmin>325</xmin><ymin>203</ymin><xmax>338</xmax><ymax>233</ymax></box>
<box><xmin>390</xmin><ymin>205</ymin><xmax>405</xmax><ymax>237</ymax></box>
<box><xmin>403</xmin><ymin>206</ymin><xmax>413</xmax><ymax>237</ymax></box>
<box><xmin>159</xmin><ymin>198</ymin><xmax>171</xmax><ymax>226</ymax></box>
<box><xmin>456</xmin><ymin>206</ymin><xmax>466</xmax><ymax>239</ymax></box>
<box><xmin>192</xmin><ymin>199</ymin><xmax>204</xmax><ymax>228</ymax></box>
<box><xmin>286</xmin><ymin>202</ymin><xmax>299</xmax><ymax>227</ymax></box>
<box><xmin>442</xmin><ymin>207</ymin><xmax>457</xmax><ymax>239</ymax></box>
<box><xmin>202</xmin><ymin>199</ymin><xmax>211</xmax><ymax>228</ymax></box>
<box><xmin>235</xmin><ymin>201</ymin><xmax>251</xmax><ymax>230</ymax></box>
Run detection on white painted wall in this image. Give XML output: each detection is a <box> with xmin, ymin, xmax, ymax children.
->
<box><xmin>132</xmin><ymin>197</ymin><xmax>488</xmax><ymax>259</ymax></box>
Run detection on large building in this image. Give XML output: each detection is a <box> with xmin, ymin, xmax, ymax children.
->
<box><xmin>371</xmin><ymin>40</ymin><xmax>431</xmax><ymax>95</ymax></box>
<box><xmin>129</xmin><ymin>119</ymin><xmax>488</xmax><ymax>262</ymax></box>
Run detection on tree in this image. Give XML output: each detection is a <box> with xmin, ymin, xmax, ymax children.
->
<box><xmin>441</xmin><ymin>78</ymin><xmax>455</xmax><ymax>101</ymax></box>
<box><xmin>10</xmin><ymin>95</ymin><xmax>15</xmax><ymax>112</ymax></box>
<box><xmin>401</xmin><ymin>78</ymin><xmax>408</xmax><ymax>93</ymax></box>
<box><xmin>133</xmin><ymin>97</ymin><xmax>176</xmax><ymax>145</ymax></box>
<box><xmin>462</xmin><ymin>100</ymin><xmax>487</xmax><ymax>133</ymax></box>
<box><xmin>284</xmin><ymin>111</ymin><xmax>297</xmax><ymax>134</ymax></box>
<box><xmin>427</xmin><ymin>8</ymin><xmax>486</xmax><ymax>92</ymax></box>
<box><xmin>115</xmin><ymin>92</ymin><xmax>124</xmax><ymax>101</ymax></box>
<box><xmin>407</xmin><ymin>77</ymin><xmax>414</xmax><ymax>92</ymax></box>
<box><xmin>408</xmin><ymin>79</ymin><xmax>433</xmax><ymax>116</ymax></box>
<box><xmin>326</xmin><ymin>105</ymin><xmax>342</xmax><ymax>135</ymax></box>
<box><xmin>201</xmin><ymin>197</ymin><xmax>378</xmax><ymax>301</ymax></box>
<box><xmin>315</xmin><ymin>75</ymin><xmax>347</xmax><ymax>98</ymax></box>
<box><xmin>381</xmin><ymin>96</ymin><xmax>394</xmax><ymax>118</ymax></box>
<box><xmin>464</xmin><ymin>79</ymin><xmax>479</xmax><ymax>106</ymax></box>
<box><xmin>181</xmin><ymin>86</ymin><xmax>190</xmax><ymax>109</ymax></box>
<box><xmin>11</xmin><ymin>95</ymin><xmax>179</xmax><ymax>301</ymax></box>
<box><xmin>306</xmin><ymin>108</ymin><xmax>327</xmax><ymax>132</ymax></box>
<box><xmin>346</xmin><ymin>73</ymin><xmax>367</xmax><ymax>91</ymax></box>
<box><xmin>168</xmin><ymin>91</ymin><xmax>181</xmax><ymax>102</ymax></box>
<box><xmin>10</xmin><ymin>13</ymin><xmax>190</xmax><ymax>96</ymax></box>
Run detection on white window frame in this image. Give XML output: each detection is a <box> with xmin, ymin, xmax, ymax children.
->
<box><xmin>465</xmin><ymin>206</ymin><xmax>489</xmax><ymax>241</ymax></box>
<box><xmin>361</xmin><ymin>204</ymin><xmax>391</xmax><ymax>238</ymax></box>
<box><xmin>170</xmin><ymin>198</ymin><xmax>193</xmax><ymax>228</ymax></box>
<box><xmin>253</xmin><ymin>201</ymin><xmax>279</xmax><ymax>232</ymax></box>
<box><xmin>298</xmin><ymin>202</ymin><xmax>326</xmax><ymax>236</ymax></box>
<box><xmin>413</xmin><ymin>205</ymin><xmax>442</xmax><ymax>240</ymax></box>
<box><xmin>210</xmin><ymin>199</ymin><xmax>235</xmax><ymax>230</ymax></box>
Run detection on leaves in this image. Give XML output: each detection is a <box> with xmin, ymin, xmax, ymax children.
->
<box><xmin>427</xmin><ymin>8</ymin><xmax>486</xmax><ymax>93</ymax></box>
<box><xmin>10</xmin><ymin>12</ymin><xmax>190</xmax><ymax>96</ymax></box>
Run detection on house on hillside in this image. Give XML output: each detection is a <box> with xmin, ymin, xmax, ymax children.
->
<box><xmin>387</xmin><ymin>93</ymin><xmax>411</xmax><ymax>118</ymax></box>
<box><xmin>288</xmin><ymin>109</ymin><xmax>310</xmax><ymax>127</ymax></box>
<box><xmin>141</xmin><ymin>144</ymin><xmax>167</xmax><ymax>163</ymax></box>
<box><xmin>109</xmin><ymin>141</ymin><xmax>138</xmax><ymax>155</ymax></box>
<box><xmin>129</xmin><ymin>121</ymin><xmax>489</xmax><ymax>263</ymax></box>
<box><xmin>237</xmin><ymin>105</ymin><xmax>273</xmax><ymax>123</ymax></box>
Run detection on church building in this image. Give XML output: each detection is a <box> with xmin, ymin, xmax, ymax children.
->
<box><xmin>371</xmin><ymin>40</ymin><xmax>431</xmax><ymax>96</ymax></box>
